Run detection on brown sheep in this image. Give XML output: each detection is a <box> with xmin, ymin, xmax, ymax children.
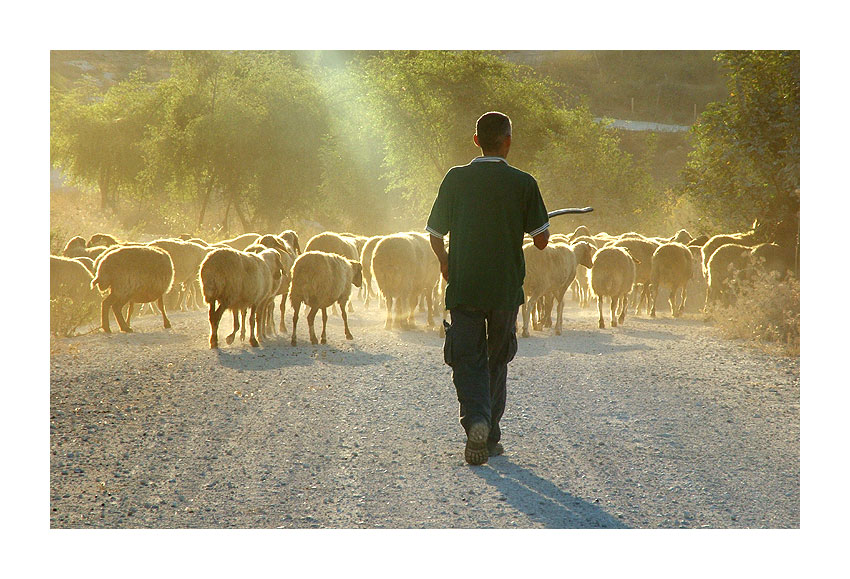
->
<box><xmin>590</xmin><ymin>246</ymin><xmax>639</xmax><ymax>329</ymax></box>
<box><xmin>90</xmin><ymin>245</ymin><xmax>174</xmax><ymax>333</ymax></box>
<box><xmin>649</xmin><ymin>242</ymin><xmax>693</xmax><ymax>318</ymax></box>
<box><xmin>289</xmin><ymin>251</ymin><xmax>362</xmax><ymax>346</ymax></box>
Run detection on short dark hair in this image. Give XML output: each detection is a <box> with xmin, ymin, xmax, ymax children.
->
<box><xmin>476</xmin><ymin>111</ymin><xmax>512</xmax><ymax>151</ymax></box>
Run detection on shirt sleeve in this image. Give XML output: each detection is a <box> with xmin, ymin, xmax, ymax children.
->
<box><xmin>524</xmin><ymin>176</ymin><xmax>549</xmax><ymax>236</ymax></box>
<box><xmin>426</xmin><ymin>169</ymin><xmax>453</xmax><ymax>238</ymax></box>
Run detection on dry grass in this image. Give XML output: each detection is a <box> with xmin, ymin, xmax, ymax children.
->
<box><xmin>50</xmin><ymin>296</ymin><xmax>99</xmax><ymax>338</ymax></box>
<box><xmin>711</xmin><ymin>269</ymin><xmax>800</xmax><ymax>357</ymax></box>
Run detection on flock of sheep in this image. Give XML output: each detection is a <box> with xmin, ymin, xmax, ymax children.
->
<box><xmin>49</xmin><ymin>221</ymin><xmax>797</xmax><ymax>347</ymax></box>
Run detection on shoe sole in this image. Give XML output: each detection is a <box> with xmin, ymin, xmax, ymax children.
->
<box><xmin>465</xmin><ymin>422</ymin><xmax>490</xmax><ymax>465</ymax></box>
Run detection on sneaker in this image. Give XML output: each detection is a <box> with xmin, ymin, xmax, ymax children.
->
<box><xmin>488</xmin><ymin>441</ymin><xmax>504</xmax><ymax>457</ymax></box>
<box><xmin>464</xmin><ymin>421</ymin><xmax>490</xmax><ymax>465</ymax></box>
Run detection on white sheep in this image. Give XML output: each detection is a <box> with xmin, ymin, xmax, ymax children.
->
<box><xmin>649</xmin><ymin>242</ymin><xmax>693</xmax><ymax>318</ymax></box>
<box><xmin>147</xmin><ymin>239</ymin><xmax>209</xmax><ymax>311</ymax></box>
<box><xmin>278</xmin><ymin>229</ymin><xmax>301</xmax><ymax>255</ymax></box>
<box><xmin>220</xmin><ymin>233</ymin><xmax>262</xmax><ymax>251</ymax></box>
<box><xmin>289</xmin><ymin>250</ymin><xmax>362</xmax><ymax>346</ymax></box>
<box><xmin>590</xmin><ymin>246</ymin><xmax>638</xmax><ymax>329</ymax></box>
<box><xmin>520</xmin><ymin>241</ymin><xmax>577</xmax><ymax>337</ymax></box>
<box><xmin>608</xmin><ymin>237</ymin><xmax>660</xmax><ymax>315</ymax></box>
<box><xmin>371</xmin><ymin>233</ymin><xmax>435</xmax><ymax>330</ymax></box>
<box><xmin>90</xmin><ymin>245</ymin><xmax>175</xmax><ymax>333</ymax></box>
<box><xmin>199</xmin><ymin>247</ymin><xmax>273</xmax><ymax>349</ymax></box>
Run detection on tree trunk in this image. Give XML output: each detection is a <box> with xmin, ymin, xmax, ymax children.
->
<box><xmin>197</xmin><ymin>176</ymin><xmax>215</xmax><ymax>229</ymax></box>
<box><xmin>234</xmin><ymin>200</ymin><xmax>252</xmax><ymax>233</ymax></box>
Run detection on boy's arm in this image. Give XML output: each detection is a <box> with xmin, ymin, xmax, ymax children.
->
<box><xmin>430</xmin><ymin>235</ymin><xmax>449</xmax><ymax>281</ymax></box>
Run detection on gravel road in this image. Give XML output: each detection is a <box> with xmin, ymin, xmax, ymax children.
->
<box><xmin>49</xmin><ymin>296</ymin><xmax>799</xmax><ymax>529</ymax></box>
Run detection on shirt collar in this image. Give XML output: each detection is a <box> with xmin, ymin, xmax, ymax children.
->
<box><xmin>471</xmin><ymin>156</ymin><xmax>507</xmax><ymax>164</ymax></box>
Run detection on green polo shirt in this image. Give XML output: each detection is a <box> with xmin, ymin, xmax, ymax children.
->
<box><xmin>426</xmin><ymin>156</ymin><xmax>549</xmax><ymax>311</ymax></box>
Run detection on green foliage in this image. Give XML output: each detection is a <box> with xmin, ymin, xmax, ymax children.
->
<box><xmin>681</xmin><ymin>51</ymin><xmax>799</xmax><ymax>233</ymax></box>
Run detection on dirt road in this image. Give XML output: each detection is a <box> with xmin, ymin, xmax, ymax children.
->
<box><xmin>49</xmin><ymin>296</ymin><xmax>799</xmax><ymax>528</ymax></box>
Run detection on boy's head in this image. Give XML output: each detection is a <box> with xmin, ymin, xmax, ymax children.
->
<box><xmin>475</xmin><ymin>111</ymin><xmax>512</xmax><ymax>153</ymax></box>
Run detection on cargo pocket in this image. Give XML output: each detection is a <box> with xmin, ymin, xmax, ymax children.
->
<box><xmin>507</xmin><ymin>331</ymin><xmax>518</xmax><ymax>364</ymax></box>
<box><xmin>442</xmin><ymin>320</ymin><xmax>454</xmax><ymax>366</ymax></box>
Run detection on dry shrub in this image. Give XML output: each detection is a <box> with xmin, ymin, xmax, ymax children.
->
<box><xmin>50</xmin><ymin>296</ymin><xmax>98</xmax><ymax>338</ymax></box>
<box><xmin>712</xmin><ymin>268</ymin><xmax>800</xmax><ymax>356</ymax></box>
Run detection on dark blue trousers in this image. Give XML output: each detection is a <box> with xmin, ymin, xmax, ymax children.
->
<box><xmin>444</xmin><ymin>306</ymin><xmax>519</xmax><ymax>442</ymax></box>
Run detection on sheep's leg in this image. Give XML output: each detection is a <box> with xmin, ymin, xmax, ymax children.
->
<box><xmin>407</xmin><ymin>294</ymin><xmax>418</xmax><ymax>328</ymax></box>
<box><xmin>320</xmin><ymin>307</ymin><xmax>328</xmax><ymax>344</ymax></box>
<box><xmin>649</xmin><ymin>283</ymin><xmax>658</xmax><ymax>318</ymax></box>
<box><xmin>555</xmin><ymin>290</ymin><xmax>566</xmax><ymax>336</ymax></box>
<box><xmin>425</xmin><ymin>288</ymin><xmax>435</xmax><ymax>327</ymax></box>
<box><xmin>248</xmin><ymin>305</ymin><xmax>259</xmax><ymax>347</ymax></box>
<box><xmin>240</xmin><ymin>309</ymin><xmax>247</xmax><ymax>341</ymax></box>
<box><xmin>158</xmin><ymin>295</ymin><xmax>171</xmax><ymax>329</ymax></box>
<box><xmin>597</xmin><ymin>295</ymin><xmax>605</xmax><ymax>329</ymax></box>
<box><xmin>112</xmin><ymin>299</ymin><xmax>133</xmax><ymax>333</ymax></box>
<box><xmin>340</xmin><ymin>300</ymin><xmax>354</xmax><ymax>340</ymax></box>
<box><xmin>364</xmin><ymin>280</ymin><xmax>372</xmax><ymax>309</ymax></box>
<box><xmin>384</xmin><ymin>296</ymin><xmax>393</xmax><ymax>330</ymax></box>
<box><xmin>100</xmin><ymin>293</ymin><xmax>115</xmax><ymax>333</ymax></box>
<box><xmin>610</xmin><ymin>294</ymin><xmax>618</xmax><ymax>328</ymax></box>
<box><xmin>209</xmin><ymin>300</ymin><xmax>226</xmax><ymax>349</ymax></box>
<box><xmin>290</xmin><ymin>299</ymin><xmax>301</xmax><ymax>346</ymax></box>
<box><xmin>126</xmin><ymin>301</ymin><xmax>135</xmax><ymax>325</ymax></box>
<box><xmin>307</xmin><ymin>307</ymin><xmax>319</xmax><ymax>345</ymax></box>
<box><xmin>521</xmin><ymin>301</ymin><xmax>530</xmax><ymax>338</ymax></box>
<box><xmin>677</xmin><ymin>285</ymin><xmax>688</xmax><ymax>317</ymax></box>
<box><xmin>226</xmin><ymin>310</ymin><xmax>239</xmax><ymax>345</ymax></box>
<box><xmin>617</xmin><ymin>293</ymin><xmax>628</xmax><ymax>325</ymax></box>
<box><xmin>279</xmin><ymin>291</ymin><xmax>289</xmax><ymax>334</ymax></box>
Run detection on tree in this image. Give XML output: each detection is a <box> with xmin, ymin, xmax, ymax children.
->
<box><xmin>680</xmin><ymin>51</ymin><xmax>799</xmax><ymax>233</ymax></box>
<box><xmin>50</xmin><ymin>69</ymin><xmax>154</xmax><ymax>211</ymax></box>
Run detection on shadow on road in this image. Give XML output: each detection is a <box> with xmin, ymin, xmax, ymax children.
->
<box><xmin>214</xmin><ymin>342</ymin><xmax>394</xmax><ymax>370</ymax></box>
<box><xmin>472</xmin><ymin>458</ymin><xmax>628</xmax><ymax>529</ymax></box>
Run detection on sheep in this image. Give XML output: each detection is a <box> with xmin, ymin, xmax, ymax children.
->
<box><xmin>278</xmin><ymin>229</ymin><xmax>301</xmax><ymax>255</ymax></box>
<box><xmin>147</xmin><ymin>239</ymin><xmax>209</xmax><ymax>311</ymax></box>
<box><xmin>341</xmin><ymin>233</ymin><xmax>369</xmax><ymax>256</ymax></box>
<box><xmin>63</xmin><ymin>238</ymin><xmax>109</xmax><ymax>260</ymax></box>
<box><xmin>609</xmin><ymin>238</ymin><xmax>660</xmax><ymax>315</ymax></box>
<box><xmin>520</xmin><ymin>241</ymin><xmax>577</xmax><ymax>337</ymax></box>
<box><xmin>304</xmin><ymin>231</ymin><xmax>362</xmax><ymax>313</ymax></box>
<box><xmin>243</xmin><ymin>244</ymin><xmax>289</xmax><ymax>339</ymax></box>
<box><xmin>87</xmin><ymin>233</ymin><xmax>119</xmax><ymax>247</ymax></box>
<box><xmin>705</xmin><ymin>243</ymin><xmax>752</xmax><ymax>308</ymax></box>
<box><xmin>688</xmin><ymin>234</ymin><xmax>710</xmax><ymax>248</ymax></box>
<box><xmin>51</xmin><ymin>255</ymin><xmax>98</xmax><ymax>305</ymax></box>
<box><xmin>304</xmin><ymin>231</ymin><xmax>359</xmax><ymax>260</ymax></box>
<box><xmin>220</xmin><ymin>233</ymin><xmax>262</xmax><ymax>251</ymax></box>
<box><xmin>749</xmin><ymin>242</ymin><xmax>792</xmax><ymax>280</ymax></box>
<box><xmin>199</xmin><ymin>247</ymin><xmax>274</xmax><ymax>349</ymax></box>
<box><xmin>567</xmin><ymin>225</ymin><xmax>591</xmax><ymax>243</ymax></box>
<box><xmin>590</xmin><ymin>246</ymin><xmax>638</xmax><ymax>329</ymax></box>
<box><xmin>360</xmin><ymin>235</ymin><xmax>384</xmax><ymax>308</ymax></box>
<box><xmin>90</xmin><ymin>245</ymin><xmax>174</xmax><ymax>333</ymax></box>
<box><xmin>649</xmin><ymin>242</ymin><xmax>693</xmax><ymax>318</ymax></box>
<box><xmin>701</xmin><ymin>228</ymin><xmax>760</xmax><ymax>275</ymax></box>
<box><xmin>258</xmin><ymin>234</ymin><xmax>296</xmax><ymax>257</ymax></box>
<box><xmin>685</xmin><ymin>244</ymin><xmax>708</xmax><ymax>314</ymax></box>
<box><xmin>188</xmin><ymin>238</ymin><xmax>210</xmax><ymax>247</ymax></box>
<box><xmin>62</xmin><ymin>236</ymin><xmax>87</xmax><ymax>257</ymax></box>
<box><xmin>371</xmin><ymin>233</ymin><xmax>423</xmax><ymax>330</ymax></box>
<box><xmin>571</xmin><ymin>240</ymin><xmax>596</xmax><ymax>309</ymax></box>
<box><xmin>73</xmin><ymin>256</ymin><xmax>96</xmax><ymax>275</ymax></box>
<box><xmin>668</xmin><ymin>229</ymin><xmax>693</xmax><ymax>245</ymax></box>
<box><xmin>288</xmin><ymin>250</ymin><xmax>362</xmax><ymax>346</ymax></box>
